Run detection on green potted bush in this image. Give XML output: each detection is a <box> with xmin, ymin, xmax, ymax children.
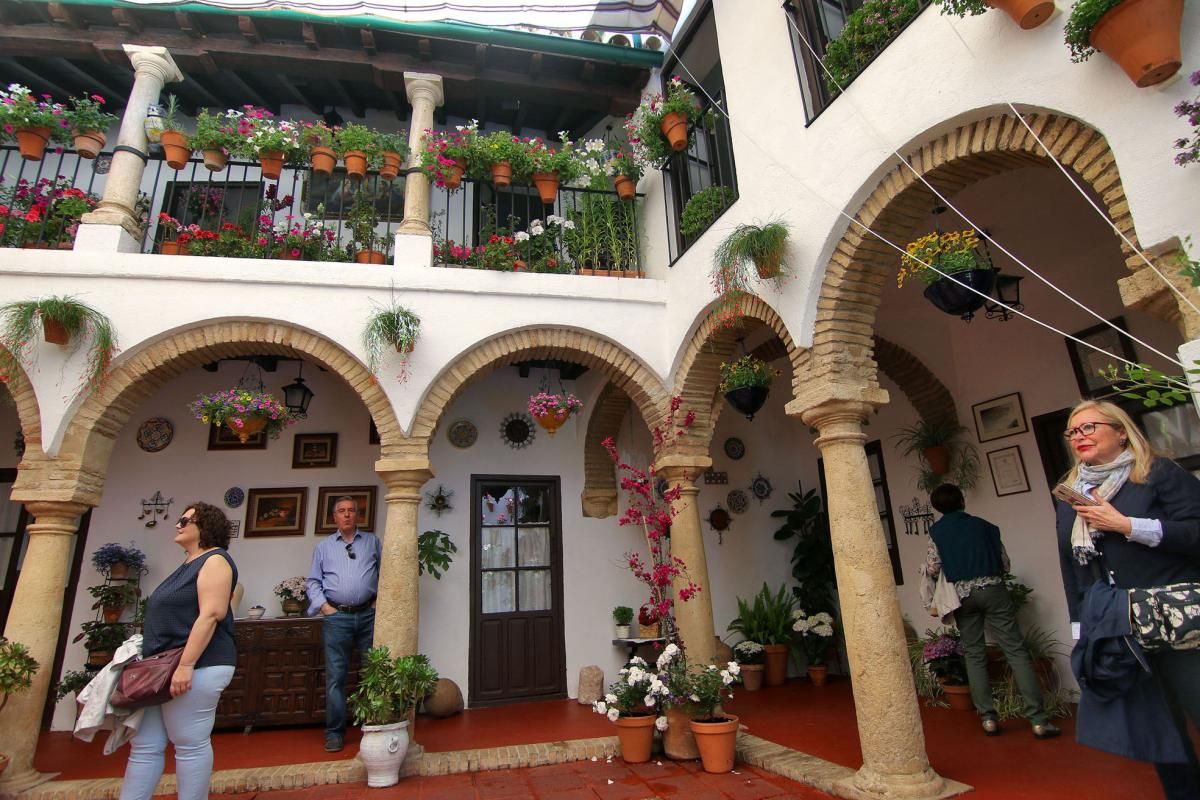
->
<box><xmin>1064</xmin><ymin>0</ymin><xmax>1184</xmax><ymax>87</ymax></box>
<box><xmin>680</xmin><ymin>186</ymin><xmax>737</xmax><ymax>239</ymax></box>
<box><xmin>718</xmin><ymin>355</ymin><xmax>776</xmax><ymax>420</ymax></box>
<box><xmin>0</xmin><ymin>638</ymin><xmax>38</xmax><ymax>774</ymax></box>
<box><xmin>728</xmin><ymin>583</ymin><xmax>796</xmax><ymax>686</ymax></box>
<box><xmin>334</xmin><ymin>122</ymin><xmax>379</xmax><ymax>181</ymax></box>
<box><xmin>349</xmin><ymin>647</ymin><xmax>439</xmax><ymax>787</ymax></box>
<box><xmin>417</xmin><ymin>529</ymin><xmax>457</xmax><ymax>579</ymax></box>
<box><xmin>375</xmin><ymin>131</ymin><xmax>410</xmax><ymax>181</ymax></box>
<box><xmin>87</xmin><ymin>582</ymin><xmax>141</xmax><ymax>623</ymax></box>
<box><xmin>191</xmin><ymin>109</ymin><xmax>240</xmax><ymax>172</ymax></box>
<box><xmin>892</xmin><ymin>418</ymin><xmax>980</xmax><ymax>491</ymax></box>
<box><xmin>53</xmin><ymin>668</ymin><xmax>91</xmax><ymax>705</ymax></box>
<box><xmin>362</xmin><ymin>297</ymin><xmax>421</xmax><ymax>378</ymax></box>
<box><xmin>822</xmin><ymin>0</ymin><xmax>923</xmax><ymax>93</ymax></box>
<box><xmin>0</xmin><ymin>296</ymin><xmax>118</xmax><ymax>396</ymax></box>
<box><xmin>62</xmin><ymin>93</ymin><xmax>118</xmax><ymax>159</ymax></box>
<box><xmin>612</xmin><ymin>605</ymin><xmax>634</xmax><ymax>638</ymax></box>
<box><xmin>935</xmin><ymin>0</ymin><xmax>1054</xmax><ymax>30</ymax></box>
<box><xmin>710</xmin><ymin>220</ymin><xmax>790</xmax><ymax>327</ymax></box>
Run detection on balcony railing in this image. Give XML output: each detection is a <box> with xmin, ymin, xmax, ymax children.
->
<box><xmin>432</xmin><ymin>178</ymin><xmax>644</xmax><ymax>276</ymax></box>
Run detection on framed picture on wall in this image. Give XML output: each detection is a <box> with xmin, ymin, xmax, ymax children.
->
<box><xmin>245</xmin><ymin>488</ymin><xmax>308</xmax><ymax>537</ymax></box>
<box><xmin>972</xmin><ymin>392</ymin><xmax>1028</xmax><ymax>443</ymax></box>
<box><xmin>987</xmin><ymin>446</ymin><xmax>1031</xmax><ymax>497</ymax></box>
<box><xmin>207</xmin><ymin>423</ymin><xmax>267</xmax><ymax>451</ymax></box>
<box><xmin>315</xmin><ymin>486</ymin><xmax>378</xmax><ymax>535</ymax></box>
<box><xmin>292</xmin><ymin>433</ymin><xmax>338</xmax><ymax>468</ymax></box>
<box><xmin>1065</xmin><ymin>316</ymin><xmax>1138</xmax><ymax>398</ymax></box>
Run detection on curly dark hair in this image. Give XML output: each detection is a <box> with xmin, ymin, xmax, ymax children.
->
<box><xmin>186</xmin><ymin>501</ymin><xmax>232</xmax><ymax>549</ymax></box>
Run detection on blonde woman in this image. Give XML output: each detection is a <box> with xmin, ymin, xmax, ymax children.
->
<box><xmin>1055</xmin><ymin>400</ymin><xmax>1200</xmax><ymax>799</ymax></box>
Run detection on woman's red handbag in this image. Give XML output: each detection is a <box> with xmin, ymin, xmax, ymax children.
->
<box><xmin>110</xmin><ymin>646</ymin><xmax>186</xmax><ymax>709</ymax></box>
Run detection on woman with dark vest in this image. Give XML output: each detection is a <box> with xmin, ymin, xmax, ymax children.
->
<box><xmin>121</xmin><ymin>502</ymin><xmax>238</xmax><ymax>800</ymax></box>
<box><xmin>1056</xmin><ymin>399</ymin><xmax>1200</xmax><ymax>799</ymax></box>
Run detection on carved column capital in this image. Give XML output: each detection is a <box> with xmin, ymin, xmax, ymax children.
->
<box><xmin>654</xmin><ymin>454</ymin><xmax>711</xmax><ymax>490</ymax></box>
<box><xmin>403</xmin><ymin>72</ymin><xmax>445</xmax><ymax>107</ymax></box>
<box><xmin>124</xmin><ymin>44</ymin><xmax>184</xmax><ymax>84</ymax></box>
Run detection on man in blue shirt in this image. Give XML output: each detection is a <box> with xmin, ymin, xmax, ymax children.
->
<box><xmin>926</xmin><ymin>483</ymin><xmax>1060</xmax><ymax>739</ymax></box>
<box><xmin>307</xmin><ymin>495</ymin><xmax>382</xmax><ymax>752</ymax></box>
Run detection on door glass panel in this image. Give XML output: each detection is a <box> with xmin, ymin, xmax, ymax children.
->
<box><xmin>481</xmin><ymin>486</ymin><xmax>518</xmax><ymax>526</ymax></box>
<box><xmin>518</xmin><ymin>527</ymin><xmax>550</xmax><ymax>567</ymax></box>
<box><xmin>481</xmin><ymin>571</ymin><xmax>515</xmax><ymax>613</ymax></box>
<box><xmin>481</xmin><ymin>528</ymin><xmax>515</xmax><ymax>569</ymax></box>
<box><xmin>518</xmin><ymin>486</ymin><xmax>550</xmax><ymax>524</ymax></box>
<box><xmin>519</xmin><ymin>569</ymin><xmax>551</xmax><ymax>611</ymax></box>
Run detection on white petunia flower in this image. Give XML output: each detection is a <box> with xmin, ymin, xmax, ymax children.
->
<box><xmin>607</xmin><ymin>707</ymin><xmax>620</xmax><ymax>722</ymax></box>
<box><xmin>514</xmin><ymin>231</ymin><xmax>530</xmax><ymax>242</ymax></box>
<box><xmin>605</xmin><ymin>693</ymin><xmax>618</xmax><ymax>704</ymax></box>
<box><xmin>644</xmin><ymin>695</ymin><xmax>655</xmax><ymax>706</ymax></box>
<box><xmin>655</xmin><ymin>715</ymin><xmax>669</xmax><ymax>731</ymax></box>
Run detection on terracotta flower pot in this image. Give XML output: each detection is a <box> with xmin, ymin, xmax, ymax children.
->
<box><xmin>394</xmin><ymin>340</ymin><xmax>415</xmax><ymax>355</ymax></box>
<box><xmin>740</xmin><ymin>663</ymin><xmax>764</xmax><ymax>691</ymax></box>
<box><xmin>939</xmin><ymin>681</ymin><xmax>974</xmax><ymax>711</ymax></box>
<box><xmin>73</xmin><ymin>130</ymin><xmax>106</xmax><ymax>160</ymax></box>
<box><xmin>380</xmin><ymin>150</ymin><xmax>403</xmax><ymax>181</ymax></box>
<box><xmin>108</xmin><ymin>561</ymin><xmax>130</xmax><ymax>580</ymax></box>
<box><xmin>202</xmin><ymin>149</ymin><xmax>228</xmax><ymax>172</ymax></box>
<box><xmin>42</xmin><ymin>317</ymin><xmax>70</xmax><ymax>346</ymax></box>
<box><xmin>659</xmin><ymin>111</ymin><xmax>689</xmax><ymax>152</ymax></box>
<box><xmin>356</xmin><ymin>249</ymin><xmax>387</xmax><ymax>265</ymax></box>
<box><xmin>923</xmin><ymin>445</ymin><xmax>951</xmax><ymax>476</ymax></box>
<box><xmin>689</xmin><ymin>715</ymin><xmax>738</xmax><ymax>774</ymax></box>
<box><xmin>614</xmin><ymin>175</ymin><xmax>636</xmax><ymax>201</ymax></box>
<box><xmin>492</xmin><ymin>161</ymin><xmax>513</xmax><ymax>188</ymax></box>
<box><xmin>986</xmin><ymin>0</ymin><xmax>1053</xmax><ymax>29</ymax></box>
<box><xmin>754</xmin><ymin>254</ymin><xmax>782</xmax><ymax>280</ymax></box>
<box><xmin>534</xmin><ymin>412</ymin><xmax>568</xmax><ymax>437</ymax></box>
<box><xmin>442</xmin><ymin>158</ymin><xmax>466</xmax><ymax>190</ymax></box>
<box><xmin>1089</xmin><ymin>0</ymin><xmax>1183</xmax><ymax>88</ymax></box>
<box><xmin>276</xmin><ymin>248</ymin><xmax>302</xmax><ymax>261</ymax></box>
<box><xmin>310</xmin><ymin>146</ymin><xmax>336</xmax><ymax>176</ymax></box>
<box><xmin>763</xmin><ymin>644</ymin><xmax>789</xmax><ymax>686</ymax></box>
<box><xmin>663</xmin><ymin>706</ymin><xmax>699</xmax><ymax>760</ymax></box>
<box><xmin>807</xmin><ymin>665</ymin><xmax>829</xmax><ymax>686</ymax></box>
<box><xmin>344</xmin><ymin>150</ymin><xmax>368</xmax><ymax>181</ymax></box>
<box><xmin>102</xmin><ymin>606</ymin><xmax>123</xmax><ymax>624</ymax></box>
<box><xmin>160</xmin><ymin>239</ymin><xmax>187</xmax><ymax>256</ymax></box>
<box><xmin>531</xmin><ymin>171</ymin><xmax>559</xmax><ymax>204</ymax></box>
<box><xmin>15</xmin><ymin>126</ymin><xmax>52</xmax><ymax>161</ymax></box>
<box><xmin>160</xmin><ymin>130</ymin><xmax>191</xmax><ymax>170</ymax></box>
<box><xmin>87</xmin><ymin>649</ymin><xmax>113</xmax><ymax>667</ymax></box>
<box><xmin>259</xmin><ymin>150</ymin><xmax>285</xmax><ymax>181</ymax></box>
<box><xmin>225</xmin><ymin>415</ymin><xmax>267</xmax><ymax>443</ymax></box>
<box><xmin>614</xmin><ymin>713</ymin><xmax>656</xmax><ymax>763</ymax></box>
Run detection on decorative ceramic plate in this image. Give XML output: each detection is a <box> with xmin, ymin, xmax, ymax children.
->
<box><xmin>447</xmin><ymin>419</ymin><xmax>478</xmax><ymax>449</ymax></box>
<box><xmin>723</xmin><ymin>437</ymin><xmax>745</xmax><ymax>460</ymax></box>
<box><xmin>750</xmin><ymin>473</ymin><xmax>774</xmax><ymax>502</ymax></box>
<box><xmin>499</xmin><ymin>413</ymin><xmax>536</xmax><ymax>449</ymax></box>
<box><xmin>136</xmin><ymin>417</ymin><xmax>174</xmax><ymax>453</ymax></box>
<box><xmin>727</xmin><ymin>489</ymin><xmax>749</xmax><ymax>514</ymax></box>
<box><xmin>224</xmin><ymin>487</ymin><xmax>245</xmax><ymax>509</ymax></box>
<box><xmin>708</xmin><ymin>506</ymin><xmax>731</xmax><ymax>531</ymax></box>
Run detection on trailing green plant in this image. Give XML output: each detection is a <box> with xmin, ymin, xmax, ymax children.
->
<box><xmin>349</xmin><ymin>647</ymin><xmax>439</xmax><ymax>726</ymax></box>
<box><xmin>63</xmin><ymin>93</ymin><xmax>118</xmax><ymax>135</ymax></box>
<box><xmin>771</xmin><ymin>482</ymin><xmax>837</xmax><ymax>617</ymax></box>
<box><xmin>333</xmin><ymin>123</ymin><xmax>379</xmax><ymax>158</ymax></box>
<box><xmin>1064</xmin><ymin>0</ymin><xmax>1121</xmax><ymax>62</ymax></box>
<box><xmin>710</xmin><ymin>219</ymin><xmax>790</xmax><ymax>327</ymax></box>
<box><xmin>612</xmin><ymin>605</ymin><xmax>634</xmax><ymax>626</ymax></box>
<box><xmin>53</xmin><ymin>668</ymin><xmax>91</xmax><ymax>704</ymax></box>
<box><xmin>934</xmin><ymin>0</ymin><xmax>989</xmax><ymax>16</ymax></box>
<box><xmin>362</xmin><ymin>296</ymin><xmax>421</xmax><ymax>377</ymax></box>
<box><xmin>892</xmin><ymin>418</ymin><xmax>980</xmax><ymax>491</ymax></box>
<box><xmin>718</xmin><ymin>355</ymin><xmax>776</xmax><ymax>393</ymax></box>
<box><xmin>90</xmin><ymin>541</ymin><xmax>147</xmax><ymax>575</ymax></box>
<box><xmin>0</xmin><ymin>638</ymin><xmax>38</xmax><ymax>712</ymax></box>
<box><xmin>418</xmin><ymin>529</ymin><xmax>457</xmax><ymax>579</ymax></box>
<box><xmin>0</xmin><ymin>296</ymin><xmax>118</xmax><ymax>396</ymax></box>
<box><xmin>680</xmin><ymin>185</ymin><xmax>736</xmax><ymax>239</ymax></box>
<box><xmin>191</xmin><ymin>109</ymin><xmax>240</xmax><ymax>154</ymax></box>
<box><xmin>823</xmin><ymin>0</ymin><xmax>923</xmax><ymax>93</ymax></box>
<box><xmin>727</xmin><ymin>582</ymin><xmax>797</xmax><ymax>645</ymax></box>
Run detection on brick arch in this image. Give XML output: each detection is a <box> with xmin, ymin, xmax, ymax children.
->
<box><xmin>672</xmin><ymin>296</ymin><xmax>802</xmax><ymax>457</ymax></box>
<box><xmin>0</xmin><ymin>347</ymin><xmax>42</xmax><ymax>458</ymax></box>
<box><xmin>873</xmin><ymin>336</ymin><xmax>958</xmax><ymax>424</ymax></box>
<box><xmin>580</xmin><ymin>382</ymin><xmax>635</xmax><ymax>519</ymax></box>
<box><xmin>44</xmin><ymin>321</ymin><xmax>403</xmax><ymax>505</ymax></box>
<box><xmin>800</xmin><ymin>110</ymin><xmax>1144</xmax><ymax>391</ymax></box>
<box><xmin>410</xmin><ymin>327</ymin><xmax>669</xmax><ymax>446</ymax></box>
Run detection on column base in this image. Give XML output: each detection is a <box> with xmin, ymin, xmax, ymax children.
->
<box><xmin>833</xmin><ymin>765</ymin><xmax>967</xmax><ymax>800</ymax></box>
<box><xmin>0</xmin><ymin>765</ymin><xmax>59</xmax><ymax>796</ymax></box>
<box><xmin>393</xmin><ymin>230</ymin><xmax>433</xmax><ymax>268</ymax></box>
<box><xmin>74</xmin><ymin>220</ymin><xmax>142</xmax><ymax>253</ymax></box>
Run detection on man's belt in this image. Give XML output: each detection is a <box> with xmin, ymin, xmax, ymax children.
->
<box><xmin>332</xmin><ymin>599</ymin><xmax>374</xmax><ymax>613</ymax></box>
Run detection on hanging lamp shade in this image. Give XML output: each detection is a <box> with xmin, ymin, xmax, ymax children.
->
<box><xmin>282</xmin><ymin>364</ymin><xmax>315</xmax><ymax>417</ymax></box>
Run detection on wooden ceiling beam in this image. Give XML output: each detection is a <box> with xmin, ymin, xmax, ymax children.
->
<box><xmin>55</xmin><ymin>59</ymin><xmax>126</xmax><ymax>103</ymax></box>
<box><xmin>529</xmin><ymin>52</ymin><xmax>542</xmax><ymax>80</ymax></box>
<box><xmin>329</xmin><ymin>78</ymin><xmax>364</xmax><ymax>119</ymax></box>
<box><xmin>181</xmin><ymin>74</ymin><xmax>224</xmax><ymax>109</ymax></box>
<box><xmin>3</xmin><ymin>58</ymin><xmax>74</xmax><ymax>101</ymax></box>
<box><xmin>237</xmin><ymin>16</ymin><xmax>261</xmax><ymax>45</ymax></box>
<box><xmin>385</xmin><ymin>90</ymin><xmax>404</xmax><ymax>121</ymax></box>
<box><xmin>360</xmin><ymin>29</ymin><xmax>376</xmax><ymax>56</ymax></box>
<box><xmin>175</xmin><ymin>11</ymin><xmax>205</xmax><ymax>39</ymax></box>
<box><xmin>46</xmin><ymin>3</ymin><xmax>86</xmax><ymax>30</ymax></box>
<box><xmin>276</xmin><ymin>74</ymin><xmax>322</xmax><ymax>114</ymax></box>
<box><xmin>111</xmin><ymin>8</ymin><xmax>142</xmax><ymax>35</ymax></box>
<box><xmin>222</xmin><ymin>70</ymin><xmax>273</xmax><ymax>113</ymax></box>
<box><xmin>474</xmin><ymin>43</ymin><xmax>487</xmax><ymax>72</ymax></box>
<box><xmin>301</xmin><ymin>22</ymin><xmax>319</xmax><ymax>51</ymax></box>
<box><xmin>417</xmin><ymin>38</ymin><xmax>431</xmax><ymax>61</ymax></box>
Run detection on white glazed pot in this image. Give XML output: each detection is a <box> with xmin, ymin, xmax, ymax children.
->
<box><xmin>359</xmin><ymin>720</ymin><xmax>409</xmax><ymax>788</ymax></box>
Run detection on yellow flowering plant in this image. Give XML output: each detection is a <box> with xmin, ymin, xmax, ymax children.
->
<box><xmin>897</xmin><ymin>229</ymin><xmax>984</xmax><ymax>288</ymax></box>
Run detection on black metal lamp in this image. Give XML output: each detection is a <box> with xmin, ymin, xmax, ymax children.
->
<box><xmin>282</xmin><ymin>362</ymin><xmax>314</xmax><ymax>418</ymax></box>
<box><xmin>985</xmin><ymin>272</ymin><xmax>1024</xmax><ymax>322</ymax></box>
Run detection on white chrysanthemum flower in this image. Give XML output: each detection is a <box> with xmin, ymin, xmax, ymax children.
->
<box><xmin>727</xmin><ymin>662</ymin><xmax>740</xmax><ymax>675</ymax></box>
<box><xmin>605</xmin><ymin>693</ymin><xmax>618</xmax><ymax>704</ymax></box>
<box><xmin>655</xmin><ymin>715</ymin><xmax>669</xmax><ymax>731</ymax></box>
<box><xmin>607</xmin><ymin>707</ymin><xmax>620</xmax><ymax>722</ymax></box>
<box><xmin>563</xmin><ymin>220</ymin><xmax>576</xmax><ymax>230</ymax></box>
<box><xmin>593</xmin><ymin>701</ymin><xmax>606</xmax><ymax>714</ymax></box>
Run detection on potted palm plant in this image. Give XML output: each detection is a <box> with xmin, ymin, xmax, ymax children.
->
<box><xmin>0</xmin><ymin>296</ymin><xmax>118</xmax><ymax>395</ymax></box>
<box><xmin>711</xmin><ymin>220</ymin><xmax>790</xmax><ymax>327</ymax></box>
<box><xmin>349</xmin><ymin>647</ymin><xmax>439</xmax><ymax>787</ymax></box>
<box><xmin>0</xmin><ymin>638</ymin><xmax>39</xmax><ymax>776</ymax></box>
<box><xmin>892</xmin><ymin>418</ymin><xmax>980</xmax><ymax>491</ymax></box>
<box><xmin>718</xmin><ymin>355</ymin><xmax>777</xmax><ymax>421</ymax></box>
<box><xmin>728</xmin><ymin>583</ymin><xmax>796</xmax><ymax>686</ymax></box>
<box><xmin>935</xmin><ymin>0</ymin><xmax>1054</xmax><ymax>30</ymax></box>
<box><xmin>362</xmin><ymin>298</ymin><xmax>421</xmax><ymax>378</ymax></box>
<box><xmin>1064</xmin><ymin>0</ymin><xmax>1184</xmax><ymax>87</ymax></box>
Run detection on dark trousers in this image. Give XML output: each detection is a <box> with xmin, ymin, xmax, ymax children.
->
<box><xmin>955</xmin><ymin>583</ymin><xmax>1048</xmax><ymax>725</ymax></box>
<box><xmin>322</xmin><ymin>608</ymin><xmax>375</xmax><ymax>736</ymax></box>
<box><xmin>1150</xmin><ymin>649</ymin><xmax>1200</xmax><ymax>800</ymax></box>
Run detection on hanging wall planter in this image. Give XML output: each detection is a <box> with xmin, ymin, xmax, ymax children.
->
<box><xmin>343</xmin><ymin>150</ymin><xmax>368</xmax><ymax>181</ymax></box>
<box><xmin>15</xmin><ymin>127</ymin><xmax>52</xmax><ymax>161</ymax></box>
<box><xmin>922</xmin><ymin>268</ymin><xmax>996</xmax><ymax>320</ymax></box>
<box><xmin>528</xmin><ymin>392</ymin><xmax>584</xmax><ymax>437</ymax></box>
<box><xmin>659</xmin><ymin>111</ymin><xmax>690</xmax><ymax>152</ymax></box>
<box><xmin>531</xmin><ymin>171</ymin><xmax>559</xmax><ymax>204</ymax></box>
<box><xmin>202</xmin><ymin>149</ymin><xmax>229</xmax><ymax>172</ymax></box>
<box><xmin>189</xmin><ymin>388</ymin><xmax>297</xmax><ymax>443</ymax></box>
<box><xmin>986</xmin><ymin>0</ymin><xmax>1055</xmax><ymax>29</ymax></box>
<box><xmin>379</xmin><ymin>150</ymin><xmax>404</xmax><ymax>181</ymax></box>
<box><xmin>724</xmin><ymin>386</ymin><xmax>769</xmax><ymax>420</ymax></box>
<box><xmin>72</xmin><ymin>130</ymin><xmax>107</xmax><ymax>160</ymax></box>
<box><xmin>0</xmin><ymin>295</ymin><xmax>118</xmax><ymax>394</ymax></box>
<box><xmin>1087</xmin><ymin>0</ymin><xmax>1183</xmax><ymax>88</ymax></box>
<box><xmin>491</xmin><ymin>161</ymin><xmax>513</xmax><ymax>188</ymax></box>
<box><xmin>310</xmin><ymin>146</ymin><xmax>337</xmax><ymax>176</ymax></box>
<box><xmin>160</xmin><ymin>130</ymin><xmax>191</xmax><ymax>170</ymax></box>
<box><xmin>614</xmin><ymin>175</ymin><xmax>636</xmax><ymax>201</ymax></box>
<box><xmin>719</xmin><ymin>355</ymin><xmax>776</xmax><ymax>421</ymax></box>
<box><xmin>258</xmin><ymin>150</ymin><xmax>285</xmax><ymax>181</ymax></box>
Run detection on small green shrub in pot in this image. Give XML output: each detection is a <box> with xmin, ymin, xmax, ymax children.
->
<box><xmin>0</xmin><ymin>638</ymin><xmax>39</xmax><ymax>712</ymax></box>
<box><xmin>680</xmin><ymin>186</ymin><xmax>737</xmax><ymax>239</ymax></box>
<box><xmin>333</xmin><ymin>122</ymin><xmax>380</xmax><ymax>159</ymax></box>
<box><xmin>349</xmin><ymin>647</ymin><xmax>439</xmax><ymax>726</ymax></box>
<box><xmin>612</xmin><ymin>606</ymin><xmax>635</xmax><ymax>626</ymax></box>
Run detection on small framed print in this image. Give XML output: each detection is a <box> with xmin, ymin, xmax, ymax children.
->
<box><xmin>987</xmin><ymin>446</ymin><xmax>1031</xmax><ymax>497</ymax></box>
<box><xmin>315</xmin><ymin>486</ymin><xmax>378</xmax><ymax>534</ymax></box>
<box><xmin>972</xmin><ymin>392</ymin><xmax>1028</xmax><ymax>443</ymax></box>
<box><xmin>245</xmin><ymin>488</ymin><xmax>308</xmax><ymax>537</ymax></box>
<box><xmin>292</xmin><ymin>433</ymin><xmax>338</xmax><ymax>468</ymax></box>
<box><xmin>1065</xmin><ymin>316</ymin><xmax>1138</xmax><ymax>398</ymax></box>
<box><xmin>207</xmin><ymin>423</ymin><xmax>267</xmax><ymax>451</ymax></box>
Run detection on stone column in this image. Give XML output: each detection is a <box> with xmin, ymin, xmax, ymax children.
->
<box><xmin>397</xmin><ymin>73</ymin><xmax>445</xmax><ymax>237</ymax></box>
<box><xmin>656</xmin><ymin>455</ymin><xmax>715</xmax><ymax>667</ymax></box>
<box><xmin>373</xmin><ymin>458</ymin><xmax>433</xmax><ymax>656</ymax></box>
<box><xmin>788</xmin><ymin>389</ymin><xmax>947</xmax><ymax>800</ymax></box>
<box><xmin>0</xmin><ymin>501</ymin><xmax>90</xmax><ymax>795</ymax></box>
<box><xmin>75</xmin><ymin>45</ymin><xmax>183</xmax><ymax>253</ymax></box>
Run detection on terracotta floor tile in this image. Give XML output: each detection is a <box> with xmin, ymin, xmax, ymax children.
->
<box><xmin>587</xmin><ymin>779</ymin><xmax>656</xmax><ymax>800</ymax></box>
<box><xmin>528</xmin><ymin>769</ymin><xmax>589</xmax><ymax>792</ymax></box>
<box><xmin>418</xmin><ymin>785</ymin><xmax>477</xmax><ymax>800</ymax></box>
<box><xmin>535</xmin><ymin>789</ymin><xmax>600</xmax><ymax>800</ymax></box>
<box><xmin>571</xmin><ymin>759</ymin><xmax>634</xmax><ymax>783</ymax></box>
<box><xmin>625</xmin><ymin>759</ymin><xmax>687</xmax><ymax>779</ymax></box>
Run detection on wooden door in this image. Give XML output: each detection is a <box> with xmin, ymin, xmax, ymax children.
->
<box><xmin>469</xmin><ymin>476</ymin><xmax>566</xmax><ymax>706</ymax></box>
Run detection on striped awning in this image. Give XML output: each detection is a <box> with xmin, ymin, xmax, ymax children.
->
<box><xmin>121</xmin><ymin>0</ymin><xmax>684</xmax><ymax>38</ymax></box>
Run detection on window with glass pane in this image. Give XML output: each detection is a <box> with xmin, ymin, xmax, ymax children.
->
<box><xmin>479</xmin><ymin>485</ymin><xmax>556</xmax><ymax>613</ymax></box>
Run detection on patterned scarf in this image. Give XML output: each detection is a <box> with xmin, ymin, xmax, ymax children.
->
<box><xmin>1071</xmin><ymin>449</ymin><xmax>1135</xmax><ymax>565</ymax></box>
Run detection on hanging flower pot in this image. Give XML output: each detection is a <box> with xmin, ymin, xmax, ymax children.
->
<box><xmin>160</xmin><ymin>130</ymin><xmax>191</xmax><ymax>170</ymax></box>
<box><xmin>380</xmin><ymin>150</ymin><xmax>404</xmax><ymax>181</ymax></box>
<box><xmin>754</xmin><ymin>254</ymin><xmax>783</xmax><ymax>280</ymax></box>
<box><xmin>528</xmin><ymin>391</ymin><xmax>583</xmax><ymax>437</ymax></box>
<box><xmin>922</xmin><ymin>268</ymin><xmax>996</xmax><ymax>320</ymax></box>
<box><xmin>226</xmin><ymin>415</ymin><xmax>268</xmax><ymax>443</ymax></box>
<box><xmin>689</xmin><ymin>715</ymin><xmax>739</xmax><ymax>773</ymax></box>
<box><xmin>491</xmin><ymin>161</ymin><xmax>513</xmax><ymax>188</ymax></box>
<box><xmin>15</xmin><ymin>126</ymin><xmax>52</xmax><ymax>161</ymax></box>
<box><xmin>442</xmin><ymin>158</ymin><xmax>467</xmax><ymax>190</ymax></box>
<box><xmin>987</xmin><ymin>0</ymin><xmax>1054</xmax><ymax>29</ymax></box>
<box><xmin>719</xmin><ymin>355</ymin><xmax>775</xmax><ymax>421</ymax></box>
<box><xmin>614</xmin><ymin>714</ymin><xmax>656</xmax><ymax>763</ymax></box>
<box><xmin>723</xmin><ymin>386</ymin><xmax>769</xmax><ymax>421</ymax></box>
<box><xmin>614</xmin><ymin>175</ymin><xmax>636</xmax><ymax>201</ymax></box>
<box><xmin>344</xmin><ymin>150</ymin><xmax>368</xmax><ymax>181</ymax></box>
<box><xmin>531</xmin><ymin>171</ymin><xmax>559</xmax><ymax>204</ymax></box>
<box><xmin>923</xmin><ymin>445</ymin><xmax>951</xmax><ymax>476</ymax></box>
<box><xmin>42</xmin><ymin>317</ymin><xmax>70</xmax><ymax>346</ymax></box>
<box><xmin>659</xmin><ymin>111</ymin><xmax>689</xmax><ymax>152</ymax></box>
<box><xmin>356</xmin><ymin>249</ymin><xmax>387</xmax><ymax>265</ymax></box>
<box><xmin>191</xmin><ymin>387</ymin><xmax>297</xmax><ymax>442</ymax></box>
<box><xmin>72</xmin><ymin>130</ymin><xmax>106</xmax><ymax>160</ymax></box>
<box><xmin>108</xmin><ymin>561</ymin><xmax>130</xmax><ymax>580</ymax></box>
<box><xmin>1089</xmin><ymin>0</ymin><xmax>1183</xmax><ymax>88</ymax></box>
<box><xmin>310</xmin><ymin>145</ymin><xmax>337</xmax><ymax>176</ymax></box>
<box><xmin>258</xmin><ymin>150</ymin><xmax>285</xmax><ymax>181</ymax></box>
<box><xmin>102</xmin><ymin>605</ymin><xmax>123</xmax><ymax>624</ymax></box>
<box><xmin>202</xmin><ymin>149</ymin><xmax>228</xmax><ymax>172</ymax></box>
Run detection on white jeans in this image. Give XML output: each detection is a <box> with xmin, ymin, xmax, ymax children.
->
<box><xmin>120</xmin><ymin>665</ymin><xmax>235</xmax><ymax>800</ymax></box>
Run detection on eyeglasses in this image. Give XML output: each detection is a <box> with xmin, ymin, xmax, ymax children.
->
<box><xmin>176</xmin><ymin>515</ymin><xmax>195</xmax><ymax>528</ymax></box>
<box><xmin>1063</xmin><ymin>421</ymin><xmax>1120</xmax><ymax>440</ymax></box>
<box><xmin>345</xmin><ymin>542</ymin><xmax>356</xmax><ymax>560</ymax></box>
